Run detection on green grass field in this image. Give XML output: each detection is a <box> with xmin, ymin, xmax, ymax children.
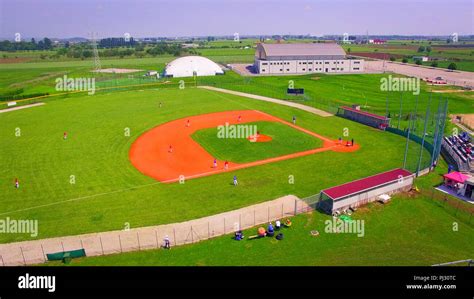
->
<box><xmin>191</xmin><ymin>121</ymin><xmax>323</xmax><ymax>163</ymax></box>
<box><xmin>0</xmin><ymin>86</ymin><xmax>432</xmax><ymax>244</ymax></box>
<box><xmin>47</xmin><ymin>169</ymin><xmax>474</xmax><ymax>266</ymax></box>
<box><xmin>1</xmin><ymin>45</ymin><xmax>472</xmax><ymax>266</ymax></box>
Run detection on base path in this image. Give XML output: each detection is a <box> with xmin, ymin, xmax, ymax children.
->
<box><xmin>198</xmin><ymin>86</ymin><xmax>333</xmax><ymax>117</ymax></box>
<box><xmin>0</xmin><ymin>195</ymin><xmax>310</xmax><ymax>266</ymax></box>
<box><xmin>129</xmin><ymin>110</ymin><xmax>359</xmax><ymax>183</ymax></box>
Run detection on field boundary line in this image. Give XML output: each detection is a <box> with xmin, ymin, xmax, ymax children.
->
<box><xmin>197</xmin><ymin>86</ymin><xmax>334</xmax><ymax>117</ymax></box>
<box><xmin>0</xmin><ymin>181</ymin><xmax>162</xmax><ymax>217</ymax></box>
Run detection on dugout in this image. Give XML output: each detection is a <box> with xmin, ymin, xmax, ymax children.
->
<box><xmin>337</xmin><ymin>106</ymin><xmax>390</xmax><ymax>129</ymax></box>
<box><xmin>318</xmin><ymin>168</ymin><xmax>414</xmax><ymax>215</ymax></box>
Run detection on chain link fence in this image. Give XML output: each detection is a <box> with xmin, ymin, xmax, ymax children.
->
<box><xmin>0</xmin><ymin>195</ymin><xmax>318</xmax><ymax>266</ymax></box>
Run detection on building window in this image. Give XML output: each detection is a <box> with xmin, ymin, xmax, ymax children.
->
<box><xmin>262</xmin><ymin>63</ymin><xmax>268</xmax><ymax>65</ymax></box>
<box><xmin>325</xmin><ymin>62</ymin><xmax>329</xmax><ymax>64</ymax></box>
<box><xmin>309</xmin><ymin>69</ymin><xmax>312</xmax><ymax>71</ymax></box>
<box><xmin>287</xmin><ymin>69</ymin><xmax>290</xmax><ymax>71</ymax></box>
<box><xmin>354</xmin><ymin>61</ymin><xmax>360</xmax><ymax>64</ymax></box>
<box><xmin>354</xmin><ymin>67</ymin><xmax>359</xmax><ymax>70</ymax></box>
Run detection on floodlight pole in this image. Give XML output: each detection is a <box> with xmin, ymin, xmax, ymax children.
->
<box><xmin>416</xmin><ymin>94</ymin><xmax>432</xmax><ymax>176</ymax></box>
<box><xmin>397</xmin><ymin>93</ymin><xmax>403</xmax><ymax>129</ymax></box>
<box><xmin>430</xmin><ymin>96</ymin><xmax>443</xmax><ymax>167</ymax></box>
<box><xmin>403</xmin><ymin>112</ymin><xmax>412</xmax><ymax>169</ymax></box>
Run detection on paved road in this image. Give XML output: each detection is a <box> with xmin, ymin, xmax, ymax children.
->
<box><xmin>365</xmin><ymin>61</ymin><xmax>474</xmax><ymax>88</ymax></box>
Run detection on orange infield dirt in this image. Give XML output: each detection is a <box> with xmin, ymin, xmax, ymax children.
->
<box><xmin>129</xmin><ymin>110</ymin><xmax>359</xmax><ymax>183</ymax></box>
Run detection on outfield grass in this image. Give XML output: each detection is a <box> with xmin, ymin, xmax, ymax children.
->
<box><xmin>0</xmin><ymin>87</ymin><xmax>431</xmax><ymax>243</ymax></box>
<box><xmin>191</xmin><ymin>121</ymin><xmax>323</xmax><ymax>163</ymax></box>
<box><xmin>47</xmin><ymin>169</ymin><xmax>474</xmax><ymax>266</ymax></box>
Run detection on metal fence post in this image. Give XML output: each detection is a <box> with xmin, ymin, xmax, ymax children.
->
<box><xmin>99</xmin><ymin>236</ymin><xmax>104</xmax><ymax>255</ymax></box>
<box><xmin>294</xmin><ymin>199</ymin><xmax>298</xmax><ymax>215</ymax></box>
<box><xmin>267</xmin><ymin>206</ymin><xmax>270</xmax><ymax>222</ymax></box>
<box><xmin>0</xmin><ymin>254</ymin><xmax>4</xmax><ymax>266</ymax></box>
<box><xmin>281</xmin><ymin>203</ymin><xmax>284</xmax><ymax>218</ymax></box>
<box><xmin>191</xmin><ymin>226</ymin><xmax>194</xmax><ymax>243</ymax></box>
<box><xmin>208</xmin><ymin>222</ymin><xmax>210</xmax><ymax>238</ymax></box>
<box><xmin>20</xmin><ymin>247</ymin><xmax>26</xmax><ymax>266</ymax></box>
<box><xmin>253</xmin><ymin>210</ymin><xmax>256</xmax><ymax>226</ymax></box>
<box><xmin>137</xmin><ymin>232</ymin><xmax>141</xmax><ymax>250</ymax></box>
<box><xmin>41</xmin><ymin>244</ymin><xmax>46</xmax><ymax>262</ymax></box>
<box><xmin>239</xmin><ymin>214</ymin><xmax>242</xmax><ymax>230</ymax></box>
<box><xmin>119</xmin><ymin>235</ymin><xmax>123</xmax><ymax>253</ymax></box>
<box><xmin>173</xmin><ymin>228</ymin><xmax>177</xmax><ymax>246</ymax></box>
<box><xmin>61</xmin><ymin>241</ymin><xmax>65</xmax><ymax>252</ymax></box>
<box><xmin>155</xmin><ymin>231</ymin><xmax>159</xmax><ymax>249</ymax></box>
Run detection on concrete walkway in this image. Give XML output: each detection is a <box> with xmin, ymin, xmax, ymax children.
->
<box><xmin>0</xmin><ymin>195</ymin><xmax>310</xmax><ymax>266</ymax></box>
<box><xmin>198</xmin><ymin>86</ymin><xmax>333</xmax><ymax>117</ymax></box>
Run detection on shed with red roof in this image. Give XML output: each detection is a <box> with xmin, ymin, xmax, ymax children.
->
<box><xmin>318</xmin><ymin>168</ymin><xmax>414</xmax><ymax>214</ymax></box>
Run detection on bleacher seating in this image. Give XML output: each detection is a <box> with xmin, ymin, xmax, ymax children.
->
<box><xmin>446</xmin><ymin>132</ymin><xmax>473</xmax><ymax>163</ymax></box>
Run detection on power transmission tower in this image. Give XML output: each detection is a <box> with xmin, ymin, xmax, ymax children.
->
<box><xmin>90</xmin><ymin>32</ymin><xmax>101</xmax><ymax>72</ymax></box>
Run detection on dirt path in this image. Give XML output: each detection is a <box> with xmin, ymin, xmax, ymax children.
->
<box><xmin>129</xmin><ymin>110</ymin><xmax>358</xmax><ymax>183</ymax></box>
<box><xmin>198</xmin><ymin>86</ymin><xmax>334</xmax><ymax>117</ymax></box>
<box><xmin>0</xmin><ymin>102</ymin><xmax>44</xmax><ymax>113</ymax></box>
<box><xmin>0</xmin><ymin>195</ymin><xmax>311</xmax><ymax>266</ymax></box>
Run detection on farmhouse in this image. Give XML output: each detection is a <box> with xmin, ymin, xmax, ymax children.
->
<box><xmin>163</xmin><ymin>56</ymin><xmax>224</xmax><ymax>78</ymax></box>
<box><xmin>318</xmin><ymin>168</ymin><xmax>414</xmax><ymax>215</ymax></box>
<box><xmin>254</xmin><ymin>43</ymin><xmax>364</xmax><ymax>74</ymax></box>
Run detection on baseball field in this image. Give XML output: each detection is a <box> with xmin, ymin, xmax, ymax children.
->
<box><xmin>1</xmin><ymin>52</ymin><xmax>473</xmax><ymax>266</ymax></box>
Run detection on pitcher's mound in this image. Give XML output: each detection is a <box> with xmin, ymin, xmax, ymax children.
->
<box><xmin>248</xmin><ymin>134</ymin><xmax>272</xmax><ymax>143</ymax></box>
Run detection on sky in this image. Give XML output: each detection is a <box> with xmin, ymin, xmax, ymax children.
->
<box><xmin>0</xmin><ymin>0</ymin><xmax>473</xmax><ymax>39</ymax></box>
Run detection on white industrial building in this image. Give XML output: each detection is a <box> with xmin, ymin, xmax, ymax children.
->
<box><xmin>163</xmin><ymin>56</ymin><xmax>224</xmax><ymax>78</ymax></box>
<box><xmin>254</xmin><ymin>43</ymin><xmax>364</xmax><ymax>75</ymax></box>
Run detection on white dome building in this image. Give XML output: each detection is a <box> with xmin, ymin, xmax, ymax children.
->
<box><xmin>163</xmin><ymin>56</ymin><xmax>224</xmax><ymax>78</ymax></box>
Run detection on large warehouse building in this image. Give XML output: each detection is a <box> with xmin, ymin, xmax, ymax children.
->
<box><xmin>254</xmin><ymin>43</ymin><xmax>364</xmax><ymax>75</ymax></box>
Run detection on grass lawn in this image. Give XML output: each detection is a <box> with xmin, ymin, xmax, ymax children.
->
<box><xmin>0</xmin><ymin>87</ymin><xmax>431</xmax><ymax>243</ymax></box>
<box><xmin>191</xmin><ymin>121</ymin><xmax>323</xmax><ymax>163</ymax></box>
<box><xmin>47</xmin><ymin>170</ymin><xmax>474</xmax><ymax>266</ymax></box>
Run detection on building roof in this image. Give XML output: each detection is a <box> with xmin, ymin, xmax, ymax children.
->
<box><xmin>322</xmin><ymin>168</ymin><xmax>413</xmax><ymax>200</ymax></box>
<box><xmin>164</xmin><ymin>56</ymin><xmax>224</xmax><ymax>78</ymax></box>
<box><xmin>443</xmin><ymin>171</ymin><xmax>468</xmax><ymax>184</ymax></box>
<box><xmin>258</xmin><ymin>43</ymin><xmax>346</xmax><ymax>58</ymax></box>
<box><xmin>340</xmin><ymin>106</ymin><xmax>389</xmax><ymax>121</ymax></box>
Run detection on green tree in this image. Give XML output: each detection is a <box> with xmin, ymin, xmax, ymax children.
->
<box><xmin>447</xmin><ymin>62</ymin><xmax>457</xmax><ymax>70</ymax></box>
<box><xmin>402</xmin><ymin>58</ymin><xmax>408</xmax><ymax>63</ymax></box>
<box><xmin>417</xmin><ymin>46</ymin><xmax>425</xmax><ymax>52</ymax></box>
<box><xmin>430</xmin><ymin>61</ymin><xmax>438</xmax><ymax>67</ymax></box>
